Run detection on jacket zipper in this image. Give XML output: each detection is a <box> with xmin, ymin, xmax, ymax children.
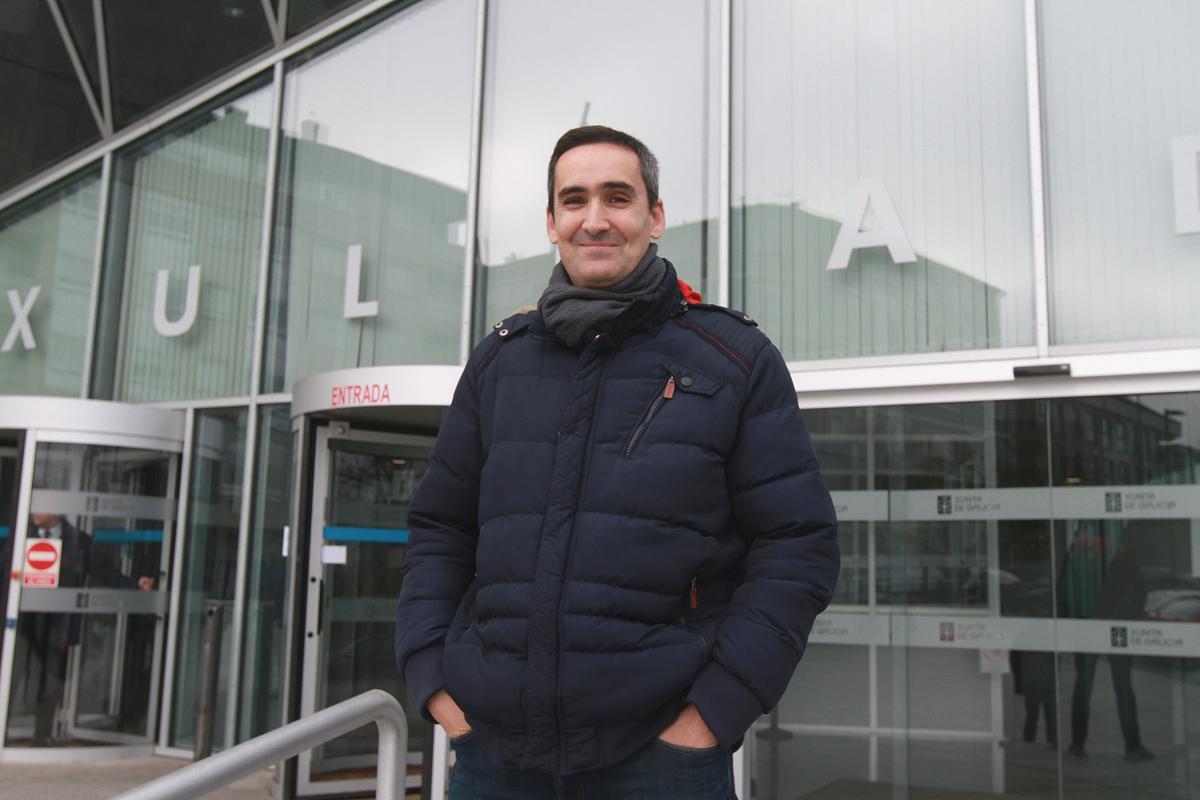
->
<box><xmin>623</xmin><ymin>377</ymin><xmax>675</xmax><ymax>459</ymax></box>
<box><xmin>685</xmin><ymin>577</ymin><xmax>708</xmax><ymax>651</ymax></box>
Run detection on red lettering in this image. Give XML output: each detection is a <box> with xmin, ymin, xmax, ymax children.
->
<box><xmin>328</xmin><ymin>383</ymin><xmax>394</xmax><ymax>407</ymax></box>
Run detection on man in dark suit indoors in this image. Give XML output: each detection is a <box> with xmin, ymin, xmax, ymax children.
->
<box><xmin>17</xmin><ymin>512</ymin><xmax>152</xmax><ymax>746</ymax></box>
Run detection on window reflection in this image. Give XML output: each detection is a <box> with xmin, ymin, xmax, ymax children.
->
<box><xmin>0</xmin><ymin>172</ymin><xmax>101</xmax><ymax>396</ymax></box>
<box><xmin>762</xmin><ymin>393</ymin><xmax>1199</xmax><ymax>799</ymax></box>
<box><xmin>264</xmin><ymin>0</ymin><xmax>474</xmax><ymax>390</ymax></box>
<box><xmin>476</xmin><ymin>0</ymin><xmax>719</xmax><ymax>334</ymax></box>
<box><xmin>94</xmin><ymin>83</ymin><xmax>274</xmax><ymax>402</ymax></box>
<box><xmin>733</xmin><ymin>0</ymin><xmax>1035</xmax><ymax>361</ymax></box>
<box><xmin>1042</xmin><ymin>0</ymin><xmax>1200</xmax><ymax>347</ymax></box>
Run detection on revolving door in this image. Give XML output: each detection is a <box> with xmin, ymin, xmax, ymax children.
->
<box><xmin>0</xmin><ymin>398</ymin><xmax>183</xmax><ymax>756</ymax></box>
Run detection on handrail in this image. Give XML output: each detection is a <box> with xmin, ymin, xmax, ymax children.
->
<box><xmin>116</xmin><ymin>689</ymin><xmax>409</xmax><ymax>800</ymax></box>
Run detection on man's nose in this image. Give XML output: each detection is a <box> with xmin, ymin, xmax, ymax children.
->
<box><xmin>581</xmin><ymin>202</ymin><xmax>609</xmax><ymax>235</ymax></box>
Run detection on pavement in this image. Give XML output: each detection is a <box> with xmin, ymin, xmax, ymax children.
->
<box><xmin>0</xmin><ymin>756</ymin><xmax>275</xmax><ymax>799</ymax></box>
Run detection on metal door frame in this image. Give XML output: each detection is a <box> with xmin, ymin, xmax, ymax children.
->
<box><xmin>296</xmin><ymin>422</ymin><xmax>434</xmax><ymax>797</ymax></box>
<box><xmin>0</xmin><ymin>399</ymin><xmax>183</xmax><ymax>762</ymax></box>
<box><xmin>55</xmin><ymin>435</ymin><xmax>180</xmax><ymax>746</ymax></box>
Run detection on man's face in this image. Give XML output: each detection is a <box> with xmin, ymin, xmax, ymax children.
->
<box><xmin>547</xmin><ymin>142</ymin><xmax>665</xmax><ymax>289</ymax></box>
<box><xmin>30</xmin><ymin>513</ymin><xmax>61</xmax><ymax>530</ymax></box>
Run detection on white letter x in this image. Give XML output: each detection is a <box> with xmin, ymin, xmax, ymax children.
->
<box><xmin>2</xmin><ymin>287</ymin><xmax>41</xmax><ymax>352</ymax></box>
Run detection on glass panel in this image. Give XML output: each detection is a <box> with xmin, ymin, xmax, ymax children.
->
<box><xmin>0</xmin><ymin>0</ymin><xmax>100</xmax><ymax>192</ymax></box>
<box><xmin>1042</xmin><ymin>1</ymin><xmax>1200</xmax><ymax>348</ymax></box>
<box><xmin>264</xmin><ymin>0</ymin><xmax>474</xmax><ymax>391</ymax></box>
<box><xmin>104</xmin><ymin>1</ymin><xmax>273</xmax><ymax>128</ymax></box>
<box><xmin>93</xmin><ymin>82</ymin><xmax>273</xmax><ymax>402</ymax></box>
<box><xmin>0</xmin><ymin>433</ymin><xmax>22</xmax><ymax>622</ymax></box>
<box><xmin>475</xmin><ymin>0</ymin><xmax>719</xmax><ymax>335</ymax></box>
<box><xmin>0</xmin><ymin>171</ymin><xmax>100</xmax><ymax>396</ymax></box>
<box><xmin>6</xmin><ymin>442</ymin><xmax>173</xmax><ymax>747</ymax></box>
<box><xmin>754</xmin><ymin>394</ymin><xmax>1200</xmax><ymax>798</ymax></box>
<box><xmin>285</xmin><ymin>0</ymin><xmax>358</xmax><ymax>38</ymax></box>
<box><xmin>170</xmin><ymin>407</ymin><xmax>247</xmax><ymax>750</ymax></box>
<box><xmin>238</xmin><ymin>403</ymin><xmax>291</xmax><ymax>740</ymax></box>
<box><xmin>732</xmin><ymin>0</ymin><xmax>1035</xmax><ymax>361</ymax></box>
<box><xmin>1051</xmin><ymin>394</ymin><xmax>1200</xmax><ymax>798</ymax></box>
<box><xmin>805</xmin><ymin>407</ymin><xmax>871</xmax><ymax>606</ymax></box>
<box><xmin>311</xmin><ymin>439</ymin><xmax>428</xmax><ymax>790</ymax></box>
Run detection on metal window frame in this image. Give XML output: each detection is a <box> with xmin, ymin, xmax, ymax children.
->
<box><xmin>80</xmin><ymin>154</ymin><xmax>113</xmax><ymax>398</ymax></box>
<box><xmin>44</xmin><ymin>0</ymin><xmax>110</xmax><ymax>137</ymax></box>
<box><xmin>458</xmin><ymin>0</ymin><xmax>488</xmax><ymax>365</ymax></box>
<box><xmin>157</xmin><ymin>408</ymin><xmax>195</xmax><ymax>753</ymax></box>
<box><xmin>1025</xmin><ymin>0</ymin><xmax>1051</xmax><ymax>357</ymax></box>
<box><xmin>225</xmin><ymin>60</ymin><xmax>288</xmax><ymax>749</ymax></box>
<box><xmin>0</xmin><ymin>0</ymin><xmax>404</xmax><ymax>214</ymax></box>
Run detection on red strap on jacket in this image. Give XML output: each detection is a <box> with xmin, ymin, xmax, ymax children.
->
<box><xmin>677</xmin><ymin>279</ymin><xmax>702</xmax><ymax>305</ymax></box>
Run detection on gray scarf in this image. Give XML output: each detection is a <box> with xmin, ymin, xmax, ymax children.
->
<box><xmin>537</xmin><ymin>245</ymin><xmax>667</xmax><ymax>348</ymax></box>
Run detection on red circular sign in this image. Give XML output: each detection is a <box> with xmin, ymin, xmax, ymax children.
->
<box><xmin>27</xmin><ymin>541</ymin><xmax>58</xmax><ymax>570</ymax></box>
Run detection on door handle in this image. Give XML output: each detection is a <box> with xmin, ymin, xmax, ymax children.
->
<box><xmin>316</xmin><ymin>578</ymin><xmax>325</xmax><ymax>636</ymax></box>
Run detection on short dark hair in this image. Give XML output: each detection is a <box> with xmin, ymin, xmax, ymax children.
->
<box><xmin>546</xmin><ymin>125</ymin><xmax>659</xmax><ymax>213</ymax></box>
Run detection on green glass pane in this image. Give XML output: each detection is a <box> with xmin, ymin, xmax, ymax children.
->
<box><xmin>95</xmin><ymin>83</ymin><xmax>273</xmax><ymax>402</ymax></box>
<box><xmin>0</xmin><ymin>172</ymin><xmax>100</xmax><ymax>396</ymax></box>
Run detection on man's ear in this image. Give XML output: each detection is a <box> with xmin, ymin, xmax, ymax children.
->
<box><xmin>546</xmin><ymin>209</ymin><xmax>559</xmax><ymax>244</ymax></box>
<box><xmin>650</xmin><ymin>199</ymin><xmax>666</xmax><ymax>240</ymax></box>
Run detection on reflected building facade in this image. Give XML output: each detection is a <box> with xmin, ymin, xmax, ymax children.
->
<box><xmin>1</xmin><ymin>1</ymin><xmax>1199</xmax><ymax>798</ymax></box>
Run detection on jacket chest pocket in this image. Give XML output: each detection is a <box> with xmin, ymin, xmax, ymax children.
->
<box><xmin>623</xmin><ymin>360</ymin><xmax>721</xmax><ymax>459</ymax></box>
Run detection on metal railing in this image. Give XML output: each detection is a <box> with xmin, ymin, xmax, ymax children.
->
<box><xmin>116</xmin><ymin>690</ymin><xmax>409</xmax><ymax>800</ymax></box>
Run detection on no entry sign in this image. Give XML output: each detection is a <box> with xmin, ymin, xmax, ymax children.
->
<box><xmin>23</xmin><ymin>539</ymin><xmax>62</xmax><ymax>588</ymax></box>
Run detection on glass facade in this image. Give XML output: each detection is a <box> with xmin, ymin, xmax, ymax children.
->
<box><xmin>0</xmin><ymin>2</ymin><xmax>1198</xmax><ymax>799</ymax></box>
<box><xmin>0</xmin><ymin>171</ymin><xmax>101</xmax><ymax>396</ymax></box>
<box><xmin>170</xmin><ymin>408</ymin><xmax>247</xmax><ymax>750</ymax></box>
<box><xmin>1042</xmin><ymin>0</ymin><xmax>1200</xmax><ymax>348</ymax></box>
<box><xmin>239</xmin><ymin>403</ymin><xmax>292</xmax><ymax>740</ymax></box>
<box><xmin>733</xmin><ymin>0</ymin><xmax>1036</xmax><ymax>361</ymax></box>
<box><xmin>93</xmin><ymin>82</ymin><xmax>274</xmax><ymax>403</ymax></box>
<box><xmin>765</xmin><ymin>393</ymin><xmax>1200</xmax><ymax>798</ymax></box>
<box><xmin>475</xmin><ymin>0</ymin><xmax>720</xmax><ymax>331</ymax></box>
<box><xmin>264</xmin><ymin>0</ymin><xmax>474</xmax><ymax>391</ymax></box>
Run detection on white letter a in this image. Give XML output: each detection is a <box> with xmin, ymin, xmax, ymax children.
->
<box><xmin>826</xmin><ymin>178</ymin><xmax>917</xmax><ymax>271</ymax></box>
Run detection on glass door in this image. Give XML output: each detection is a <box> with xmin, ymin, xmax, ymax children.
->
<box><xmin>3</xmin><ymin>437</ymin><xmax>176</xmax><ymax>748</ymax></box>
<box><xmin>0</xmin><ymin>435</ymin><xmax>20</xmax><ymax>624</ymax></box>
<box><xmin>298</xmin><ymin>424</ymin><xmax>432</xmax><ymax>796</ymax></box>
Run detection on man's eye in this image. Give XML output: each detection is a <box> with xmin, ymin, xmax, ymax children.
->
<box><xmin>610</xmin><ymin>195</ymin><xmax>630</xmax><ymax>205</ymax></box>
<box><xmin>562</xmin><ymin>197</ymin><xmax>584</xmax><ymax>207</ymax></box>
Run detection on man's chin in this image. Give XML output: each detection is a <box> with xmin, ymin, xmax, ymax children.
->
<box><xmin>564</xmin><ymin>258</ymin><xmax>625</xmax><ymax>287</ymax></box>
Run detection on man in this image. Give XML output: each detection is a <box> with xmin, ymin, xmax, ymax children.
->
<box><xmin>1060</xmin><ymin>520</ymin><xmax>1152</xmax><ymax>762</ymax></box>
<box><xmin>17</xmin><ymin>513</ymin><xmax>152</xmax><ymax>745</ymax></box>
<box><xmin>395</xmin><ymin>126</ymin><xmax>839</xmax><ymax>797</ymax></box>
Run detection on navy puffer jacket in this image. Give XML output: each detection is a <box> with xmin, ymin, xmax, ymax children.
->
<box><xmin>395</xmin><ymin>259</ymin><xmax>838</xmax><ymax>775</ymax></box>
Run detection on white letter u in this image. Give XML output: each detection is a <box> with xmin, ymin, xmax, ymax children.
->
<box><xmin>154</xmin><ymin>266</ymin><xmax>201</xmax><ymax>338</ymax></box>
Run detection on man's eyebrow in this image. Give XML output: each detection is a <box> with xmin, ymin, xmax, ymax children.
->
<box><xmin>556</xmin><ymin>181</ymin><xmax>638</xmax><ymax>200</ymax></box>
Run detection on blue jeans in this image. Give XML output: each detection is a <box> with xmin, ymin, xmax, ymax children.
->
<box><xmin>448</xmin><ymin>733</ymin><xmax>736</xmax><ymax>800</ymax></box>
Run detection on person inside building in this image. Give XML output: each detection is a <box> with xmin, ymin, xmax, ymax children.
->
<box><xmin>394</xmin><ymin>125</ymin><xmax>840</xmax><ymax>798</ymax></box>
<box><xmin>15</xmin><ymin>512</ymin><xmax>153</xmax><ymax>746</ymax></box>
<box><xmin>1060</xmin><ymin>519</ymin><xmax>1152</xmax><ymax>762</ymax></box>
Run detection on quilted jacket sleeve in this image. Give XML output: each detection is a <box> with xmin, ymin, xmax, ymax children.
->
<box><xmin>686</xmin><ymin>342</ymin><xmax>840</xmax><ymax>749</ymax></box>
<box><xmin>394</xmin><ymin>362</ymin><xmax>484</xmax><ymax>722</ymax></box>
